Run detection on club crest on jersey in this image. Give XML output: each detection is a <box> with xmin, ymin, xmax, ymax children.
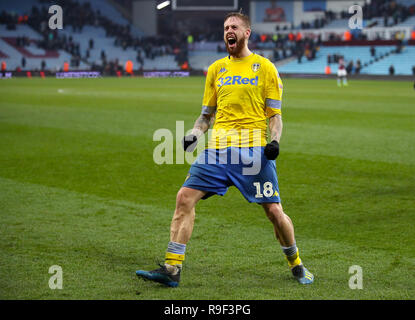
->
<box><xmin>251</xmin><ymin>63</ymin><xmax>260</xmax><ymax>72</ymax></box>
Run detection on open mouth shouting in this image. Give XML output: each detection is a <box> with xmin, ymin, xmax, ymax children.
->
<box><xmin>226</xmin><ymin>34</ymin><xmax>237</xmax><ymax>50</ymax></box>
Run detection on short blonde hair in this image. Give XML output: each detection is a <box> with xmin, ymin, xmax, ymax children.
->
<box><xmin>224</xmin><ymin>11</ymin><xmax>251</xmax><ymax>29</ymax></box>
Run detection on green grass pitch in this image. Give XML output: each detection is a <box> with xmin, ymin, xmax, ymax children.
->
<box><xmin>0</xmin><ymin>76</ymin><xmax>414</xmax><ymax>300</ymax></box>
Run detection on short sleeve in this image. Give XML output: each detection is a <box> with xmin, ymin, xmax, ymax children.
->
<box><xmin>264</xmin><ymin>62</ymin><xmax>283</xmax><ymax>118</ymax></box>
<box><xmin>201</xmin><ymin>65</ymin><xmax>217</xmax><ymax>115</ymax></box>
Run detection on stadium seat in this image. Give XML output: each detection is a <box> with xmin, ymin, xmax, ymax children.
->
<box><xmin>277</xmin><ymin>45</ymin><xmax>412</xmax><ymax>75</ymax></box>
<box><xmin>0</xmin><ymin>25</ymin><xmax>89</xmax><ymax>71</ymax></box>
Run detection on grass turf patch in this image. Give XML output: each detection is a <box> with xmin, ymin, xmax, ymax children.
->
<box><xmin>0</xmin><ymin>77</ymin><xmax>414</xmax><ymax>299</ymax></box>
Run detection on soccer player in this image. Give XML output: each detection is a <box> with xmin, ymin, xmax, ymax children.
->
<box><xmin>136</xmin><ymin>12</ymin><xmax>314</xmax><ymax>287</ymax></box>
<box><xmin>337</xmin><ymin>57</ymin><xmax>348</xmax><ymax>87</ymax></box>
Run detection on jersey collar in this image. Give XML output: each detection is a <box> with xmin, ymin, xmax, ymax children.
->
<box><xmin>228</xmin><ymin>52</ymin><xmax>255</xmax><ymax>62</ymax></box>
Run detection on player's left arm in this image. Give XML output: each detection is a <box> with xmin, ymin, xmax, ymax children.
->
<box><xmin>264</xmin><ymin>61</ymin><xmax>283</xmax><ymax>160</ymax></box>
<box><xmin>264</xmin><ymin>114</ymin><xmax>282</xmax><ymax>160</ymax></box>
<box><xmin>268</xmin><ymin>113</ymin><xmax>283</xmax><ymax>143</ymax></box>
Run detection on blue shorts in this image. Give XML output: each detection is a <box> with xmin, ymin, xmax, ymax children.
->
<box><xmin>182</xmin><ymin>147</ymin><xmax>281</xmax><ymax>203</ymax></box>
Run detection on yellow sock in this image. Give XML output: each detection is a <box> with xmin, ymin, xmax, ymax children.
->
<box><xmin>165</xmin><ymin>252</ymin><xmax>185</xmax><ymax>266</ymax></box>
<box><xmin>286</xmin><ymin>249</ymin><xmax>302</xmax><ymax>269</ymax></box>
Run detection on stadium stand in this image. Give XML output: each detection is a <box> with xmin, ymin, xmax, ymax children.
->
<box><xmin>362</xmin><ymin>46</ymin><xmax>415</xmax><ymax>75</ymax></box>
<box><xmin>277</xmin><ymin>45</ymin><xmax>415</xmax><ymax>75</ymax></box>
<box><xmin>0</xmin><ymin>0</ymin><xmax>414</xmax><ymax>76</ymax></box>
<box><xmin>324</xmin><ymin>19</ymin><xmax>349</xmax><ymax>29</ymax></box>
<box><xmin>75</xmin><ymin>0</ymin><xmax>143</xmax><ymax>37</ymax></box>
<box><xmin>0</xmin><ymin>0</ymin><xmax>34</xmax><ymax>14</ymax></box>
<box><xmin>0</xmin><ymin>0</ymin><xmax>188</xmax><ymax>72</ymax></box>
<box><xmin>396</xmin><ymin>15</ymin><xmax>415</xmax><ymax>27</ymax></box>
<box><xmin>0</xmin><ymin>24</ymin><xmax>88</xmax><ymax>71</ymax></box>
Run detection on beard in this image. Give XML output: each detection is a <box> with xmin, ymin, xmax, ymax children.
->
<box><xmin>225</xmin><ymin>36</ymin><xmax>245</xmax><ymax>56</ymax></box>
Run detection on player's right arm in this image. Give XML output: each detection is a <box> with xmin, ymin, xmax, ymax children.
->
<box><xmin>191</xmin><ymin>112</ymin><xmax>215</xmax><ymax>138</ymax></box>
<box><xmin>182</xmin><ymin>64</ymin><xmax>217</xmax><ymax>152</ymax></box>
<box><xmin>182</xmin><ymin>113</ymin><xmax>214</xmax><ymax>152</ymax></box>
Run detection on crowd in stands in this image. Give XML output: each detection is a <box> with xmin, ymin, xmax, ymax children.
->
<box><xmin>293</xmin><ymin>36</ymin><xmax>319</xmax><ymax>63</ymax></box>
<box><xmin>326</xmin><ymin>41</ymin><xmax>407</xmax><ymax>76</ymax></box>
<box><xmin>15</xmin><ymin>36</ymin><xmax>31</xmax><ymax>47</ymax></box>
<box><xmin>362</xmin><ymin>0</ymin><xmax>414</xmax><ymax>27</ymax></box>
<box><xmin>178</xmin><ymin>0</ymin><xmax>415</xmax><ymax>66</ymax></box>
<box><xmin>298</xmin><ymin>0</ymin><xmax>415</xmax><ymax>30</ymax></box>
<box><xmin>0</xmin><ymin>0</ymin><xmax>189</xmax><ymax>73</ymax></box>
<box><xmin>265</xmin><ymin>33</ymin><xmax>320</xmax><ymax>63</ymax></box>
<box><xmin>215</xmin><ymin>31</ymin><xmax>321</xmax><ymax>64</ymax></box>
<box><xmin>1</xmin><ymin>0</ymin><xmax>415</xmax><ymax>74</ymax></box>
<box><xmin>0</xmin><ymin>10</ymin><xmax>26</xmax><ymax>27</ymax></box>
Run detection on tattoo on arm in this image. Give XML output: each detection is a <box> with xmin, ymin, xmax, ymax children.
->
<box><xmin>192</xmin><ymin>114</ymin><xmax>214</xmax><ymax>138</ymax></box>
<box><xmin>269</xmin><ymin>114</ymin><xmax>283</xmax><ymax>143</ymax></box>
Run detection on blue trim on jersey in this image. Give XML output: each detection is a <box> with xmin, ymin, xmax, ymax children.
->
<box><xmin>201</xmin><ymin>105</ymin><xmax>217</xmax><ymax>115</ymax></box>
<box><xmin>182</xmin><ymin>147</ymin><xmax>281</xmax><ymax>203</ymax></box>
<box><xmin>266</xmin><ymin>98</ymin><xmax>282</xmax><ymax>109</ymax></box>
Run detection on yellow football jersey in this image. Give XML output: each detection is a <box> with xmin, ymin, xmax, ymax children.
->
<box><xmin>201</xmin><ymin>53</ymin><xmax>283</xmax><ymax>148</ymax></box>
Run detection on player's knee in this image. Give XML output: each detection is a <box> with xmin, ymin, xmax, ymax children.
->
<box><xmin>175</xmin><ymin>188</ymin><xmax>195</xmax><ymax>212</ymax></box>
<box><xmin>266</xmin><ymin>204</ymin><xmax>285</xmax><ymax>225</ymax></box>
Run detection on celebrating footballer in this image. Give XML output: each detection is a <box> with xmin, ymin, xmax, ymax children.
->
<box><xmin>136</xmin><ymin>11</ymin><xmax>314</xmax><ymax>287</ymax></box>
